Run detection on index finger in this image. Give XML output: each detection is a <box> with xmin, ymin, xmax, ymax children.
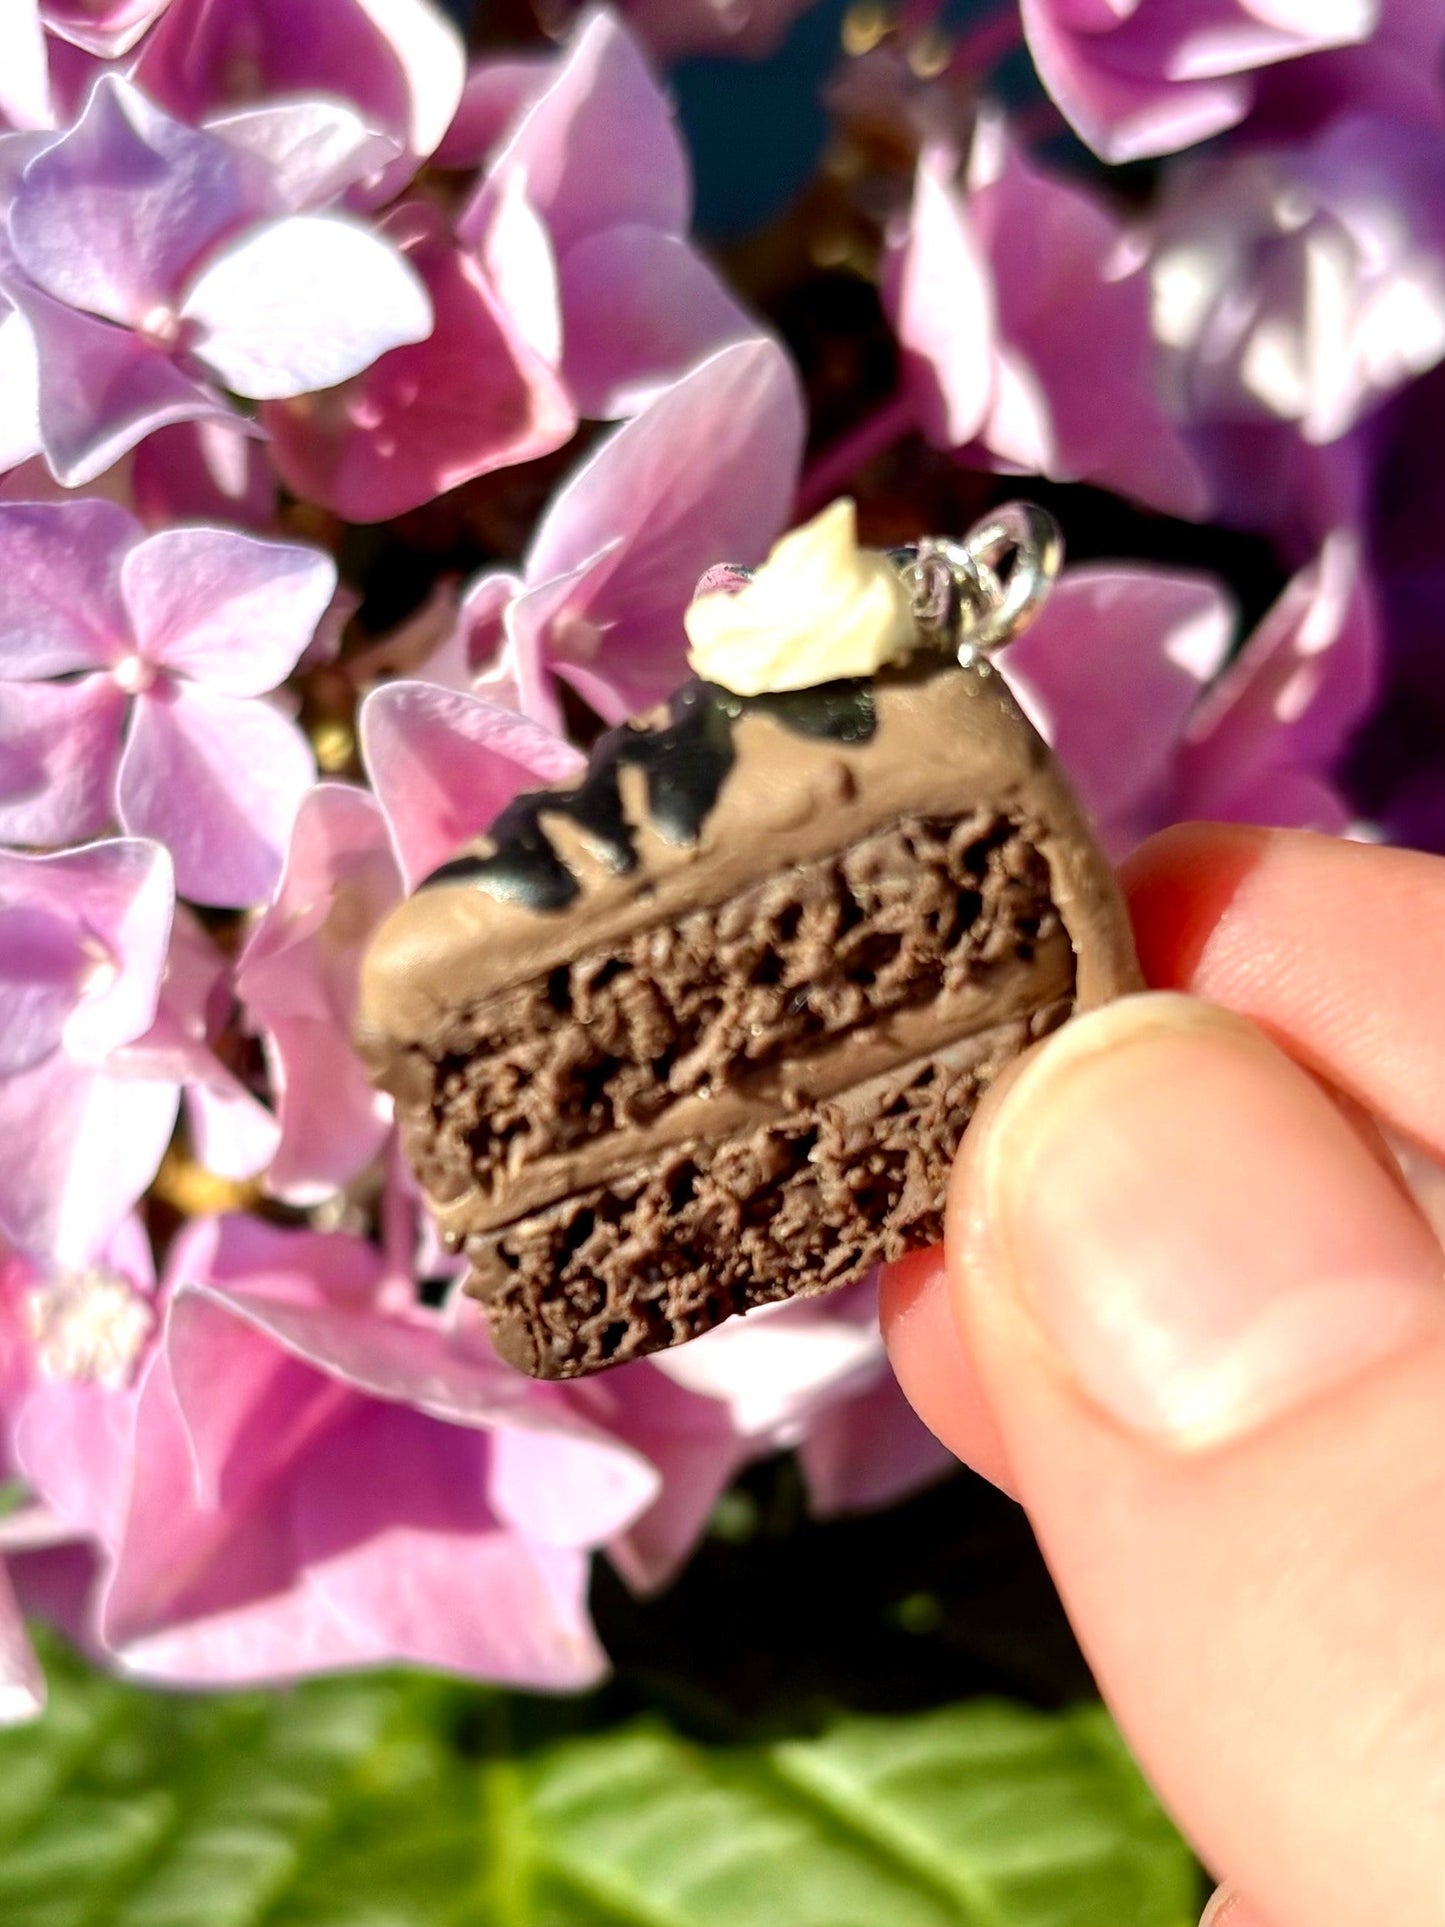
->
<box><xmin>1123</xmin><ymin>824</ymin><xmax>1445</xmax><ymax>1165</ymax></box>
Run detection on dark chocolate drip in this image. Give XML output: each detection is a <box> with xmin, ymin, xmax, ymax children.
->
<box><xmin>423</xmin><ymin>677</ymin><xmax>877</xmax><ymax>909</ymax></box>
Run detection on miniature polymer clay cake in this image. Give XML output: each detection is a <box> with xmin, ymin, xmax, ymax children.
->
<box><xmin>358</xmin><ymin>501</ymin><xmax>1140</xmax><ymax>1378</ymax></box>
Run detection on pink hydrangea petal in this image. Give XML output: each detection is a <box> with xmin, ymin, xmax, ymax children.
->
<box><xmin>263</xmin><ymin>205</ymin><xmax>574</xmax><ymax>523</ymax></box>
<box><xmin>433</xmin><ymin>54</ymin><xmax>553</xmax><ymax>169</ymax></box>
<box><xmin>40</xmin><ymin>0</ymin><xmax>174</xmax><ymax>59</ymax></box>
<box><xmin>652</xmin><ymin>1298</ymin><xmax>883</xmax><ymax>1441</ymax></box>
<box><xmin>478</xmin><ymin>165</ymin><xmax>563</xmax><ymax>371</ymax></box>
<box><xmin>237</xmin><ymin>782</ymin><xmax>398</xmax><ymax>1023</ymax></box>
<box><xmin>0</xmin><ymin>675</ymin><xmax>126</xmax><ymax>844</ymax></box>
<box><xmin>256</xmin><ymin>1017</ymin><xmax>391</xmax><ymax>1205</ymax></box>
<box><xmin>558</xmin><ymin>224</ymin><xmax>759</xmax><ymax>418</ymax></box>
<box><xmin>352</xmin><ymin>0</ymin><xmax>467</xmax><ymax>157</ymax></box>
<box><xmin>1020</xmin><ymin>0</ymin><xmax>1253</xmax><ymax>161</ymax></box>
<box><xmin>0</xmin><ymin>904</ymin><xmax>85</xmax><ymax>1076</ymax></box>
<box><xmin>488</xmin><ymin>1412</ymin><xmax>660</xmax><ymax>1550</ymax></box>
<box><xmin>892</xmin><ymin>144</ymin><xmax>996</xmax><ymax>450</ymax></box>
<box><xmin>1180</xmin><ymin>531</ymin><xmax>1379</xmax><ymax>810</ymax></box>
<box><xmin>798</xmin><ymin>1368</ymin><xmax>955</xmax><ymax>1517</ymax></box>
<box><xmin>99</xmin><ymin>1333</ymin><xmax>348</xmax><ymax>1655</ymax></box>
<box><xmin>205</xmin><ymin>99</ymin><xmax>400</xmax><ymax>212</ymax></box>
<box><xmin>121</xmin><ymin>528</ymin><xmax>336</xmax><ymax>694</ymax></box>
<box><xmin>11</xmin><ymin>1366</ymin><xmax>140</xmax><ymax>1549</ymax></box>
<box><xmin>293</xmin><ymin>1400</ymin><xmax>606</xmax><ymax>1689</ymax></box>
<box><xmin>0</xmin><ymin>1055</ymin><xmax>178</xmax><ymax>1265</ymax></box>
<box><xmin>10</xmin><ymin>78</ymin><xmax>258</xmax><ymax>326</ymax></box>
<box><xmin>183</xmin><ymin>215</ymin><xmax>433</xmax><ymax>402</ymax></box>
<box><xmin>0</xmin><ymin>304</ymin><xmax>43</xmax><ymax>473</ymax></box>
<box><xmin>235</xmin><ymin>783</ymin><xmax>400</xmax><ymax>1201</ymax></box>
<box><xmin>132</xmin><ymin>0</ymin><xmax>464</xmax><ymax>161</ymax></box>
<box><xmin>967</xmin><ymin>117</ymin><xmax>1211</xmax><ymax>518</ymax></box>
<box><xmin>0</xmin><ymin>2</ymin><xmax>52</xmax><ymax>133</ymax></box>
<box><xmin>0</xmin><ymin>1564</ymin><xmax>43</xmax><ymax>1723</ymax></box>
<box><xmin>360</xmin><ymin>679</ymin><xmax>584</xmax><ymax>887</ymax></box>
<box><xmin>525</xmin><ymin>337</ymin><xmax>807</xmax><ymax>718</ymax></box>
<box><xmin>7</xmin><ymin>277</ymin><xmax>234</xmax><ymax>489</ymax></box>
<box><xmin>4</xmin><ymin>837</ymin><xmax>176</xmax><ymax>1067</ymax></box>
<box><xmin>421</xmin><ymin>568</ymin><xmax>525</xmax><ymax>692</ymax></box>
<box><xmin>183</xmin><ymin>1076</ymin><xmax>280</xmax><ymax>1183</ymax></box>
<box><xmin>459</xmin><ymin>9</ymin><xmax>687</xmax><ymax>257</ymax></box>
<box><xmin>1003</xmin><ymin>566</ymin><xmax>1237</xmax><ymax>829</ymax></box>
<box><xmin>0</xmin><ymin>499</ymin><xmax>137</xmax><ymax>676</ymax></box>
<box><xmin>570</xmin><ymin>1365</ymin><xmax>745</xmax><ymax>1596</ymax></box>
<box><xmin>130</xmin><ymin>420</ymin><xmax>276</xmax><ymax>533</ymax></box>
<box><xmin>117</xmin><ymin>683</ymin><xmax>315</xmax><ymax>908</ymax></box>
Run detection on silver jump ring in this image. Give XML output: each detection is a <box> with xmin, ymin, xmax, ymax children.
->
<box><xmin>900</xmin><ymin>501</ymin><xmax>1064</xmax><ymax>663</ymax></box>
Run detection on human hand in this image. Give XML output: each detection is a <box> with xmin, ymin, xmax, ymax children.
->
<box><xmin>881</xmin><ymin>825</ymin><xmax>1445</xmax><ymax>1927</ymax></box>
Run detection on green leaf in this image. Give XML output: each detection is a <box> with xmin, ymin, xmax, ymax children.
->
<box><xmin>0</xmin><ymin>1636</ymin><xmax>1198</xmax><ymax>1927</ymax></box>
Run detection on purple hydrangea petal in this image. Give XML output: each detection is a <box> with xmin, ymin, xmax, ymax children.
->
<box><xmin>524</xmin><ymin>337</ymin><xmax>807</xmax><ymax>718</ymax></box>
<box><xmin>7</xmin><ymin>277</ymin><xmax>233</xmax><ymax>488</ymax></box>
<box><xmin>459</xmin><ymin>8</ymin><xmax>688</xmax><ymax>258</ymax></box>
<box><xmin>360</xmin><ymin>679</ymin><xmax>584</xmax><ymax>888</ymax></box>
<box><xmin>558</xmin><ymin>224</ymin><xmax>759</xmax><ymax>418</ymax></box>
<box><xmin>9</xmin><ymin>77</ymin><xmax>259</xmax><ymax>327</ymax></box>
<box><xmin>0</xmin><ymin>674</ymin><xmax>126</xmax><ymax>845</ymax></box>
<box><xmin>117</xmin><ymin>683</ymin><xmax>315</xmax><ymax>907</ymax></box>
<box><xmin>0</xmin><ymin>499</ymin><xmax>137</xmax><ymax>677</ymax></box>
<box><xmin>182</xmin><ymin>213</ymin><xmax>434</xmax><ymax>401</ymax></box>
<box><xmin>120</xmin><ymin>528</ymin><xmax>336</xmax><ymax>695</ymax></box>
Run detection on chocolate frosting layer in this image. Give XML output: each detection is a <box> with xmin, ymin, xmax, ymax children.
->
<box><xmin>423</xmin><ymin>677</ymin><xmax>877</xmax><ymax>908</ymax></box>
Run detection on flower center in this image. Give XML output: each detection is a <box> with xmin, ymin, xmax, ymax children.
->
<box><xmin>137</xmin><ymin>304</ymin><xmax>183</xmax><ymax>351</ymax></box>
<box><xmin>112</xmin><ymin>652</ymin><xmax>157</xmax><ymax>696</ymax></box>
<box><xmin>25</xmin><ymin>1266</ymin><xmax>153</xmax><ymax>1388</ymax></box>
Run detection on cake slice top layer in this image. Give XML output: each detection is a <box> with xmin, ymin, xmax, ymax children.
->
<box><xmin>357</xmin><ymin>656</ymin><xmax>1137</xmax><ymax>1059</ymax></box>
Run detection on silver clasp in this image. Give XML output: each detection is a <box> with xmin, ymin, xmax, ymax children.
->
<box><xmin>896</xmin><ymin>501</ymin><xmax>1064</xmax><ymax>666</ymax></box>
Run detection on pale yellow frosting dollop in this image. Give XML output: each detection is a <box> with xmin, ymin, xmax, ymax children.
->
<box><xmin>684</xmin><ymin>498</ymin><xmax>917</xmax><ymax>696</ymax></box>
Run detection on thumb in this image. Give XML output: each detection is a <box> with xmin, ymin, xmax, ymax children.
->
<box><xmin>890</xmin><ymin>993</ymin><xmax>1445</xmax><ymax>1927</ymax></box>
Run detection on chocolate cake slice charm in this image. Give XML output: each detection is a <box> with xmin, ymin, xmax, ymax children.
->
<box><xmin>358</xmin><ymin>501</ymin><xmax>1141</xmax><ymax>1378</ymax></box>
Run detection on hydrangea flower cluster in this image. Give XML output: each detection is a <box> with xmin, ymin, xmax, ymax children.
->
<box><xmin>0</xmin><ymin>0</ymin><xmax>1440</xmax><ymax>1716</ymax></box>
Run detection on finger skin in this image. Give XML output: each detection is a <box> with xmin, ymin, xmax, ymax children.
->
<box><xmin>1123</xmin><ymin>824</ymin><xmax>1445</xmax><ymax>1163</ymax></box>
<box><xmin>941</xmin><ymin>1011</ymin><xmax>1445</xmax><ymax>1927</ymax></box>
<box><xmin>880</xmin><ymin>1247</ymin><xmax>1015</xmax><ymax>1496</ymax></box>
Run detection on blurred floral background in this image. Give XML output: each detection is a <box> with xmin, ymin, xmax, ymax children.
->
<box><xmin>0</xmin><ymin>0</ymin><xmax>1440</xmax><ymax>1917</ymax></box>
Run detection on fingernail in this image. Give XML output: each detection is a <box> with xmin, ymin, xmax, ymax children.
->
<box><xmin>979</xmin><ymin>994</ymin><xmax>1444</xmax><ymax>1447</ymax></box>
